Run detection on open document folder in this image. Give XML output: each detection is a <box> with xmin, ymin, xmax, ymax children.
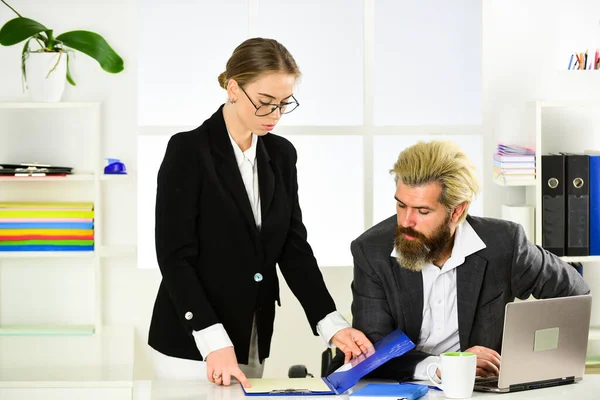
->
<box><xmin>242</xmin><ymin>329</ymin><xmax>415</xmax><ymax>396</ymax></box>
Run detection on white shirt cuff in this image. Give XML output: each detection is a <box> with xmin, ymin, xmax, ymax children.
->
<box><xmin>413</xmin><ymin>355</ymin><xmax>440</xmax><ymax>380</ymax></box>
<box><xmin>192</xmin><ymin>323</ymin><xmax>234</xmax><ymax>359</ymax></box>
<box><xmin>316</xmin><ymin>311</ymin><xmax>351</xmax><ymax>348</ymax></box>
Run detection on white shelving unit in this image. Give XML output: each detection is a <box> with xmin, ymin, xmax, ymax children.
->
<box><xmin>0</xmin><ymin>102</ymin><xmax>136</xmax><ymax>399</ymax></box>
<box><xmin>0</xmin><ymin>102</ymin><xmax>136</xmax><ymax>337</ymax></box>
<box><xmin>499</xmin><ymin>101</ymin><xmax>600</xmax><ymax>345</ymax></box>
<box><xmin>531</xmin><ymin>101</ymin><xmax>600</xmax><ymax>264</ymax></box>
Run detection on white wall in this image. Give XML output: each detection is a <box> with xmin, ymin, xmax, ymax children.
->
<box><xmin>0</xmin><ymin>0</ymin><xmax>352</xmax><ymax>378</ymax></box>
<box><xmin>482</xmin><ymin>0</ymin><xmax>600</xmax><ymax>217</ymax></box>
<box><xmin>1</xmin><ymin>0</ymin><xmax>599</xmax><ymax>381</ymax></box>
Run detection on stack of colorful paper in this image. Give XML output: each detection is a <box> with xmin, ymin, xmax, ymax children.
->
<box><xmin>494</xmin><ymin>144</ymin><xmax>536</xmax><ymax>183</ymax></box>
<box><xmin>0</xmin><ymin>202</ymin><xmax>94</xmax><ymax>252</ymax></box>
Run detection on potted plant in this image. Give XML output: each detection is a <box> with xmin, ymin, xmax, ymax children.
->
<box><xmin>0</xmin><ymin>0</ymin><xmax>124</xmax><ymax>102</ymax></box>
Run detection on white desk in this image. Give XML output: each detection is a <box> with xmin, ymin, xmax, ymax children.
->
<box><xmin>147</xmin><ymin>375</ymin><xmax>600</xmax><ymax>399</ymax></box>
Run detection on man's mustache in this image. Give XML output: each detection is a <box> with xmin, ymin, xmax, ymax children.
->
<box><xmin>396</xmin><ymin>226</ymin><xmax>428</xmax><ymax>242</ymax></box>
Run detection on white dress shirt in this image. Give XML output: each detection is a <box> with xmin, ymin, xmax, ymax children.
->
<box><xmin>391</xmin><ymin>220</ymin><xmax>486</xmax><ymax>380</ymax></box>
<box><xmin>191</xmin><ymin>131</ymin><xmax>350</xmax><ymax>360</ymax></box>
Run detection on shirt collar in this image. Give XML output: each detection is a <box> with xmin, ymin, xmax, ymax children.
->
<box><xmin>227</xmin><ymin>130</ymin><xmax>258</xmax><ymax>168</ymax></box>
<box><xmin>390</xmin><ymin>219</ymin><xmax>486</xmax><ymax>270</ymax></box>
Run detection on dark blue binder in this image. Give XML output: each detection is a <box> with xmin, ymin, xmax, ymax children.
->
<box><xmin>242</xmin><ymin>329</ymin><xmax>415</xmax><ymax>396</ymax></box>
<box><xmin>590</xmin><ymin>154</ymin><xmax>600</xmax><ymax>256</ymax></box>
<box><xmin>590</xmin><ymin>155</ymin><xmax>600</xmax><ymax>255</ymax></box>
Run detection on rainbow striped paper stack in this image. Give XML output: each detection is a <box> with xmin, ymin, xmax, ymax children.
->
<box><xmin>0</xmin><ymin>202</ymin><xmax>94</xmax><ymax>252</ymax></box>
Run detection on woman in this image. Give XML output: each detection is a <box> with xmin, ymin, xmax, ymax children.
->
<box><xmin>148</xmin><ymin>37</ymin><xmax>371</xmax><ymax>387</ymax></box>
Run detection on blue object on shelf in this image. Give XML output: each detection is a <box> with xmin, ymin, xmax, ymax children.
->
<box><xmin>104</xmin><ymin>158</ymin><xmax>127</xmax><ymax>175</ymax></box>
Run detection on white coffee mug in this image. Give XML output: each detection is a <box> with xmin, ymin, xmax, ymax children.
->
<box><xmin>426</xmin><ymin>352</ymin><xmax>476</xmax><ymax>399</ymax></box>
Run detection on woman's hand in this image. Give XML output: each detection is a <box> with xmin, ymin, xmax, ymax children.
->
<box><xmin>331</xmin><ymin>327</ymin><xmax>373</xmax><ymax>363</ymax></box>
<box><xmin>206</xmin><ymin>346</ymin><xmax>251</xmax><ymax>388</ymax></box>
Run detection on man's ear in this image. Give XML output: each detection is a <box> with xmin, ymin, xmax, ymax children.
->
<box><xmin>451</xmin><ymin>202</ymin><xmax>468</xmax><ymax>223</ymax></box>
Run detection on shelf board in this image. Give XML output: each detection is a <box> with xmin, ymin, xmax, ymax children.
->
<box><xmin>493</xmin><ymin>177</ymin><xmax>536</xmax><ymax>187</ymax></box>
<box><xmin>559</xmin><ymin>256</ymin><xmax>600</xmax><ymax>263</ymax></box>
<box><xmin>0</xmin><ymin>326</ymin><xmax>133</xmax><ymax>388</ymax></box>
<box><xmin>0</xmin><ymin>251</ymin><xmax>95</xmax><ymax>259</ymax></box>
<box><xmin>0</xmin><ymin>174</ymin><xmax>94</xmax><ymax>182</ymax></box>
<box><xmin>0</xmin><ymin>102</ymin><xmax>100</xmax><ymax>109</ymax></box>
<box><xmin>99</xmin><ymin>245</ymin><xmax>136</xmax><ymax>258</ymax></box>
<box><xmin>0</xmin><ymin>246</ymin><xmax>136</xmax><ymax>259</ymax></box>
<box><xmin>0</xmin><ymin>325</ymin><xmax>95</xmax><ymax>336</ymax></box>
<box><xmin>100</xmin><ymin>174</ymin><xmax>134</xmax><ymax>181</ymax></box>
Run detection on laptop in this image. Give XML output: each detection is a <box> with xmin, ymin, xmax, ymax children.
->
<box><xmin>474</xmin><ymin>294</ymin><xmax>592</xmax><ymax>393</ymax></box>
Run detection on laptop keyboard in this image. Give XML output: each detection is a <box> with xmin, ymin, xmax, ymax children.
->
<box><xmin>476</xmin><ymin>379</ymin><xmax>499</xmax><ymax>387</ymax></box>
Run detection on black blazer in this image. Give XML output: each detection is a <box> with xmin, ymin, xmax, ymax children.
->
<box><xmin>148</xmin><ymin>106</ymin><xmax>336</xmax><ymax>364</ymax></box>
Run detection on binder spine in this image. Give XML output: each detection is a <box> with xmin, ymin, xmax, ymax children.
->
<box><xmin>541</xmin><ymin>155</ymin><xmax>566</xmax><ymax>256</ymax></box>
<box><xmin>566</xmin><ymin>155</ymin><xmax>590</xmax><ymax>256</ymax></box>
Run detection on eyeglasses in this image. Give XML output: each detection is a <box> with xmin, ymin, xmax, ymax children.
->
<box><xmin>239</xmin><ymin>86</ymin><xmax>300</xmax><ymax>117</ymax></box>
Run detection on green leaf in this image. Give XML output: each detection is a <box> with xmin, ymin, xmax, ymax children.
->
<box><xmin>56</xmin><ymin>30</ymin><xmax>124</xmax><ymax>73</ymax></box>
<box><xmin>0</xmin><ymin>17</ymin><xmax>48</xmax><ymax>46</ymax></box>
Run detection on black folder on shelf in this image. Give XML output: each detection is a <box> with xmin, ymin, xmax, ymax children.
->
<box><xmin>565</xmin><ymin>154</ymin><xmax>590</xmax><ymax>256</ymax></box>
<box><xmin>541</xmin><ymin>154</ymin><xmax>566</xmax><ymax>256</ymax></box>
<box><xmin>0</xmin><ymin>163</ymin><xmax>73</xmax><ymax>176</ymax></box>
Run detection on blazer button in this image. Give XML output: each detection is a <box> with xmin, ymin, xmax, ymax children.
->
<box><xmin>184</xmin><ymin>312</ymin><xmax>193</xmax><ymax>320</ymax></box>
<box><xmin>254</xmin><ymin>273</ymin><xmax>263</xmax><ymax>282</ymax></box>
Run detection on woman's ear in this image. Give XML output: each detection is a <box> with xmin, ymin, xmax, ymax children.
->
<box><xmin>227</xmin><ymin>79</ymin><xmax>239</xmax><ymax>103</ymax></box>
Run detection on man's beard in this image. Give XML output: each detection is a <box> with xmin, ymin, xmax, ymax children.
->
<box><xmin>394</xmin><ymin>215</ymin><xmax>452</xmax><ymax>272</ymax></box>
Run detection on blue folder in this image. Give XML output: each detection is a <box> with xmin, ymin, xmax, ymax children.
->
<box><xmin>242</xmin><ymin>329</ymin><xmax>415</xmax><ymax>396</ymax></box>
<box><xmin>349</xmin><ymin>383</ymin><xmax>429</xmax><ymax>399</ymax></box>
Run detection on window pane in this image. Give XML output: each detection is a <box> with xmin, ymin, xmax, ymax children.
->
<box><xmin>374</xmin><ymin>0</ymin><xmax>482</xmax><ymax>125</ymax></box>
<box><xmin>138</xmin><ymin>0</ymin><xmax>248</xmax><ymax>126</ymax></box>
<box><xmin>137</xmin><ymin>135</ymin><xmax>171</xmax><ymax>269</ymax></box>
<box><xmin>256</xmin><ymin>0</ymin><xmax>364</xmax><ymax>126</ymax></box>
<box><xmin>373</xmin><ymin>135</ymin><xmax>484</xmax><ymax>226</ymax></box>
<box><xmin>285</xmin><ymin>135</ymin><xmax>364</xmax><ymax>266</ymax></box>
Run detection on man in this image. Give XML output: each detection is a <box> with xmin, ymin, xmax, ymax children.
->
<box><xmin>350</xmin><ymin>140</ymin><xmax>589</xmax><ymax>380</ymax></box>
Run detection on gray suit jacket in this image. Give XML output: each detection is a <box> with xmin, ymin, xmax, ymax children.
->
<box><xmin>350</xmin><ymin>215</ymin><xmax>590</xmax><ymax>380</ymax></box>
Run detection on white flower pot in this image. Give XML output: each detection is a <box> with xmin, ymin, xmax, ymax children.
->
<box><xmin>25</xmin><ymin>52</ymin><xmax>67</xmax><ymax>102</ymax></box>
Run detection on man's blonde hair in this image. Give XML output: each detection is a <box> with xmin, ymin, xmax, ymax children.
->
<box><xmin>391</xmin><ymin>140</ymin><xmax>480</xmax><ymax>222</ymax></box>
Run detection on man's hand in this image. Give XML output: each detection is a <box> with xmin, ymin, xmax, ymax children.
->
<box><xmin>206</xmin><ymin>346</ymin><xmax>251</xmax><ymax>388</ymax></box>
<box><xmin>465</xmin><ymin>345</ymin><xmax>501</xmax><ymax>377</ymax></box>
<box><xmin>331</xmin><ymin>328</ymin><xmax>373</xmax><ymax>363</ymax></box>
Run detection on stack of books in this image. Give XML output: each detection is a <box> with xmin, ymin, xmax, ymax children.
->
<box><xmin>0</xmin><ymin>202</ymin><xmax>94</xmax><ymax>252</ymax></box>
<box><xmin>494</xmin><ymin>144</ymin><xmax>536</xmax><ymax>184</ymax></box>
